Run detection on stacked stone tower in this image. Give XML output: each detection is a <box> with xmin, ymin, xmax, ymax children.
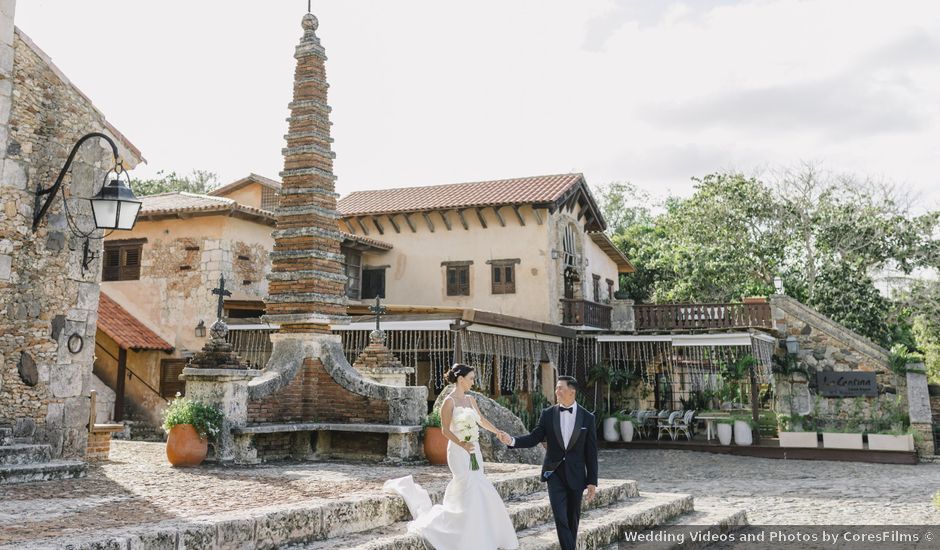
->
<box><xmin>265</xmin><ymin>12</ymin><xmax>347</xmax><ymax>333</ymax></box>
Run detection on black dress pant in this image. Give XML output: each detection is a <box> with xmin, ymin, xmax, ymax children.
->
<box><xmin>546</xmin><ymin>468</ymin><xmax>583</xmax><ymax>550</ymax></box>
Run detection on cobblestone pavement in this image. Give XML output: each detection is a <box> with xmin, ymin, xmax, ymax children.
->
<box><xmin>0</xmin><ymin>441</ymin><xmax>534</xmax><ymax>546</ymax></box>
<box><xmin>599</xmin><ymin>449</ymin><xmax>940</xmax><ymax>525</ymax></box>
<box><xmin>2</xmin><ymin>442</ymin><xmax>938</xmax><ymax>547</ymax></box>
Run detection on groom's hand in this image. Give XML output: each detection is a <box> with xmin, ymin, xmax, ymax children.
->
<box><xmin>496</xmin><ymin>431</ymin><xmax>512</xmax><ymax>445</ymax></box>
<box><xmin>585</xmin><ymin>484</ymin><xmax>596</xmax><ymax>502</ymax></box>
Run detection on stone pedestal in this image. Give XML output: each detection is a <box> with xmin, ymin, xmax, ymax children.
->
<box><xmin>352</xmin><ymin>330</ymin><xmax>414</xmax><ymax>387</ymax></box>
<box><xmin>905</xmin><ymin>363</ymin><xmax>935</xmax><ymax>456</ymax></box>
<box><xmin>181</xmin><ymin>367</ymin><xmax>261</xmax><ymax>463</ymax></box>
<box><xmin>610</xmin><ymin>298</ymin><xmax>635</xmax><ymax>332</ymax></box>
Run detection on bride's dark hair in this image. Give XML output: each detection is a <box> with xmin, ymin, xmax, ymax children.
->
<box><xmin>445</xmin><ymin>363</ymin><xmax>474</xmax><ymax>384</ymax></box>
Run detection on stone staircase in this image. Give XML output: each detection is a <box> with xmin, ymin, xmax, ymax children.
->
<box><xmin>283</xmin><ymin>474</ymin><xmax>746</xmax><ymax>550</ymax></box>
<box><xmin>0</xmin><ymin>427</ymin><xmax>87</xmax><ymax>484</ymax></box>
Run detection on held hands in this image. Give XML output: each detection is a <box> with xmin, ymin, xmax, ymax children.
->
<box><xmin>495</xmin><ymin>430</ymin><xmax>513</xmax><ymax>446</ymax></box>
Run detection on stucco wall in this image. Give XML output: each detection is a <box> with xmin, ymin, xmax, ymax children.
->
<box><xmin>0</xmin><ymin>24</ymin><xmax>141</xmax><ymax>458</ymax></box>
<box><xmin>92</xmin><ymin>331</ymin><xmax>167</xmax><ymax>426</ymax></box>
<box><xmin>102</xmin><ymin>214</ymin><xmax>272</xmax><ymax>354</ymax></box>
<box><xmin>350</xmin><ymin>203</ymin><xmax>620</xmax><ymax>325</ymax></box>
<box><xmin>219</xmin><ymin>185</ymin><xmax>263</xmax><ymax>209</ymax></box>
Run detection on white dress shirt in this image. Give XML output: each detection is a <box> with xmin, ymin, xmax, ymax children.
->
<box><xmin>511</xmin><ymin>402</ymin><xmax>578</xmax><ymax>447</ymax></box>
<box><xmin>559</xmin><ymin>401</ymin><xmax>577</xmax><ymax>448</ymax></box>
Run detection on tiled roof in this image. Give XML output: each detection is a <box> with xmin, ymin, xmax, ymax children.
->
<box><xmin>339</xmin><ymin>231</ymin><xmax>392</xmax><ymax>251</ymax></box>
<box><xmin>209</xmin><ymin>173</ymin><xmax>281</xmax><ymax>197</ymax></box>
<box><xmin>97</xmin><ymin>293</ymin><xmax>174</xmax><ymax>352</ymax></box>
<box><xmin>137</xmin><ymin>192</ymin><xmax>274</xmax><ymax>223</ymax></box>
<box><xmin>337</xmin><ymin>173</ymin><xmax>585</xmax><ymax>217</ymax></box>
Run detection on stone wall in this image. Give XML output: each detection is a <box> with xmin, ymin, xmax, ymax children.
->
<box><xmin>0</xmin><ymin>24</ymin><xmax>141</xmax><ymax>458</ymax></box>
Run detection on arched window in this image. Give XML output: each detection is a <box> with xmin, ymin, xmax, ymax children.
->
<box><xmin>563</xmin><ymin>224</ymin><xmax>578</xmax><ymax>268</ymax></box>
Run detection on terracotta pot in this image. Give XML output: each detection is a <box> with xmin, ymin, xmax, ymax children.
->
<box><xmin>166</xmin><ymin>424</ymin><xmax>208</xmax><ymax>467</ymax></box>
<box><xmin>423</xmin><ymin>427</ymin><xmax>448</xmax><ymax>465</ymax></box>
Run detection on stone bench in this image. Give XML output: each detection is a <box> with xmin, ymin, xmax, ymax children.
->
<box><xmin>231</xmin><ymin>422</ymin><xmax>424</xmax><ymax>464</ymax></box>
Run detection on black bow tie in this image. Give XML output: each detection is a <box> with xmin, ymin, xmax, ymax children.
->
<box><xmin>560</xmin><ymin>406</ymin><xmax>573</xmax><ymax>413</ymax></box>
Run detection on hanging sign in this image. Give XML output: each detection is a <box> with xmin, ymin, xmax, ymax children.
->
<box><xmin>817</xmin><ymin>371</ymin><xmax>878</xmax><ymax>397</ymax></box>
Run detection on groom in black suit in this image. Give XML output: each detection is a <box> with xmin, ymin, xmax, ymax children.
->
<box><xmin>499</xmin><ymin>375</ymin><xmax>598</xmax><ymax>550</ymax></box>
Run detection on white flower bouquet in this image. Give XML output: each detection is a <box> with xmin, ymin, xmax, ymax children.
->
<box><xmin>452</xmin><ymin>408</ymin><xmax>480</xmax><ymax>471</ymax></box>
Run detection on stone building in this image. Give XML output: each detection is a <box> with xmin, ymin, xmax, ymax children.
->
<box><xmin>1</xmin><ymin>0</ymin><xmax>144</xmax><ymax>466</ymax></box>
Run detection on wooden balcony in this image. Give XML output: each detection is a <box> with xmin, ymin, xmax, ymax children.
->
<box><xmin>634</xmin><ymin>301</ymin><xmax>772</xmax><ymax>332</ymax></box>
<box><xmin>561</xmin><ymin>299</ymin><xmax>612</xmax><ymax>329</ymax></box>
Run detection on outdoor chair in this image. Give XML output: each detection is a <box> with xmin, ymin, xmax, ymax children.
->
<box><xmin>674</xmin><ymin>410</ymin><xmax>696</xmax><ymax>441</ymax></box>
<box><xmin>657</xmin><ymin>411</ymin><xmax>681</xmax><ymax>441</ymax></box>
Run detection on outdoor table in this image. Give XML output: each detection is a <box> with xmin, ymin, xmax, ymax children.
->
<box><xmin>695</xmin><ymin>414</ymin><xmax>730</xmax><ymax>441</ymax></box>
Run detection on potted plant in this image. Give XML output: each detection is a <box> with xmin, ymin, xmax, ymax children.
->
<box><xmin>589</xmin><ymin>362</ymin><xmax>622</xmax><ymax>442</ymax></box>
<box><xmin>867</xmin><ymin>397</ymin><xmax>914</xmax><ymax>451</ymax></box>
<box><xmin>732</xmin><ymin>415</ymin><xmax>754</xmax><ymax>446</ymax></box>
<box><xmin>777</xmin><ymin>412</ymin><xmax>818</xmax><ymax>448</ymax></box>
<box><xmin>821</xmin><ymin>398</ymin><xmax>864</xmax><ymax>450</ymax></box>
<box><xmin>716</xmin><ymin>418</ymin><xmax>734</xmax><ymax>445</ymax></box>
<box><xmin>423</xmin><ymin>411</ymin><xmax>447</xmax><ymax>465</ymax></box>
<box><xmin>162</xmin><ymin>395</ymin><xmax>224</xmax><ymax>467</ymax></box>
<box><xmin>618</xmin><ymin>412</ymin><xmax>636</xmax><ymax>442</ymax></box>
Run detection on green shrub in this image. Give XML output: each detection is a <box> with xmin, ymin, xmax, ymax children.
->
<box><xmin>162</xmin><ymin>395</ymin><xmax>224</xmax><ymax>440</ymax></box>
<box><xmin>423</xmin><ymin>411</ymin><xmax>442</xmax><ymax>429</ymax></box>
<box><xmin>889</xmin><ymin>344</ymin><xmax>925</xmax><ymax>375</ymax></box>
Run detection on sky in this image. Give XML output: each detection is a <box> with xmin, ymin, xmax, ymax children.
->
<box><xmin>13</xmin><ymin>1</ymin><xmax>940</xmax><ymax>209</ymax></box>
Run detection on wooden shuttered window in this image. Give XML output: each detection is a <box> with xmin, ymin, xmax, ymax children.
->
<box><xmin>103</xmin><ymin>240</ymin><xmax>145</xmax><ymax>281</ymax></box>
<box><xmin>160</xmin><ymin>359</ymin><xmax>187</xmax><ymax>398</ymax></box>
<box><xmin>342</xmin><ymin>246</ymin><xmax>362</xmax><ymax>299</ymax></box>
<box><xmin>592</xmin><ymin>274</ymin><xmax>601</xmax><ymax>303</ymax></box>
<box><xmin>446</xmin><ymin>265</ymin><xmax>470</xmax><ymax>296</ymax></box>
<box><xmin>491</xmin><ymin>261</ymin><xmax>517</xmax><ymax>294</ymax></box>
<box><xmin>362</xmin><ymin>268</ymin><xmax>386</xmax><ymax>299</ymax></box>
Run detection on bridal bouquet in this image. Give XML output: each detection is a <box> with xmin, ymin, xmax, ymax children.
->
<box><xmin>452</xmin><ymin>408</ymin><xmax>480</xmax><ymax>471</ymax></box>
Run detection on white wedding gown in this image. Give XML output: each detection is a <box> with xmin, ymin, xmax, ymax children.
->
<box><xmin>385</xmin><ymin>406</ymin><xmax>519</xmax><ymax>550</ymax></box>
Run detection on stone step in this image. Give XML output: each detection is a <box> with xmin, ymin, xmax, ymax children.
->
<box><xmin>0</xmin><ymin>460</ymin><xmax>87</xmax><ymax>485</ymax></box>
<box><xmin>0</xmin><ymin>444</ymin><xmax>52</xmax><ymax>465</ymax></box>
<box><xmin>0</xmin><ymin>428</ymin><xmax>12</xmax><ymax>446</ymax></box>
<box><xmin>607</xmin><ymin>505</ymin><xmax>748</xmax><ymax>550</ymax></box>
<box><xmin>516</xmin><ymin>492</ymin><xmax>695</xmax><ymax>550</ymax></box>
<box><xmin>288</xmin><ymin>479</ymin><xmax>639</xmax><ymax>549</ymax></box>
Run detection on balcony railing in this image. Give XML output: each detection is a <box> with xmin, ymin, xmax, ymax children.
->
<box><xmin>561</xmin><ymin>299</ymin><xmax>612</xmax><ymax>329</ymax></box>
<box><xmin>225</xmin><ymin>325</ymin><xmax>278</xmax><ymax>369</ymax></box>
<box><xmin>634</xmin><ymin>302</ymin><xmax>772</xmax><ymax>331</ymax></box>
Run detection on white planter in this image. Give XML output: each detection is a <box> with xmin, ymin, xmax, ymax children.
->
<box><xmin>868</xmin><ymin>433</ymin><xmax>914</xmax><ymax>452</ymax></box>
<box><xmin>603</xmin><ymin>417</ymin><xmax>620</xmax><ymax>442</ymax></box>
<box><xmin>822</xmin><ymin>432</ymin><xmax>863</xmax><ymax>450</ymax></box>
<box><xmin>717</xmin><ymin>423</ymin><xmax>733</xmax><ymax>445</ymax></box>
<box><xmin>619</xmin><ymin>420</ymin><xmax>634</xmax><ymax>442</ymax></box>
<box><xmin>733</xmin><ymin>420</ymin><xmax>753</xmax><ymax>446</ymax></box>
<box><xmin>779</xmin><ymin>431</ymin><xmax>818</xmax><ymax>448</ymax></box>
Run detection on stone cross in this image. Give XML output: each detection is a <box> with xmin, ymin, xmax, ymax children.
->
<box><xmin>369</xmin><ymin>295</ymin><xmax>387</xmax><ymax>332</ymax></box>
<box><xmin>212</xmin><ymin>275</ymin><xmax>232</xmax><ymax>320</ymax></box>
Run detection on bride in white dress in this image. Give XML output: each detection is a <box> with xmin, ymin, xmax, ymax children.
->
<box><xmin>385</xmin><ymin>363</ymin><xmax>519</xmax><ymax>550</ymax></box>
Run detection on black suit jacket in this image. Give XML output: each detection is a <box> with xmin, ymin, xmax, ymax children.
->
<box><xmin>510</xmin><ymin>404</ymin><xmax>598</xmax><ymax>490</ymax></box>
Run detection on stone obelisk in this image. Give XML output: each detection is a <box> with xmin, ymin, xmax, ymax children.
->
<box><xmin>264</xmin><ymin>12</ymin><xmax>348</xmax><ymax>333</ymax></box>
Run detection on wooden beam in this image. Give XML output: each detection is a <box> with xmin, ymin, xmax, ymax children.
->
<box><xmin>387</xmin><ymin>214</ymin><xmax>401</xmax><ymax>234</ymax></box>
<box><xmin>533</xmin><ymin>208</ymin><xmax>543</xmax><ymax>225</ymax></box>
<box><xmin>512</xmin><ymin>205</ymin><xmax>526</xmax><ymax>226</ymax></box>
<box><xmin>492</xmin><ymin>206</ymin><xmax>506</xmax><ymax>227</ymax></box>
<box><xmin>457</xmin><ymin>209</ymin><xmax>469</xmax><ymax>230</ymax></box>
<box><xmin>115</xmin><ymin>348</ymin><xmax>127</xmax><ymax>422</ymax></box>
<box><xmin>342</xmin><ymin>219</ymin><xmax>356</xmax><ymax>233</ymax></box>
<box><xmin>422</xmin><ymin>212</ymin><xmax>435</xmax><ymax>232</ymax></box>
<box><xmin>475</xmin><ymin>207</ymin><xmax>488</xmax><ymax>229</ymax></box>
<box><xmin>403</xmin><ymin>213</ymin><xmax>417</xmax><ymax>233</ymax></box>
<box><xmin>438</xmin><ymin>210</ymin><xmax>452</xmax><ymax>231</ymax></box>
<box><xmin>372</xmin><ymin>216</ymin><xmax>384</xmax><ymax>235</ymax></box>
<box><xmin>356</xmin><ymin>217</ymin><xmax>370</xmax><ymax>235</ymax></box>
<box><xmin>577</xmin><ymin>208</ymin><xmax>585</xmax><ymax>221</ymax></box>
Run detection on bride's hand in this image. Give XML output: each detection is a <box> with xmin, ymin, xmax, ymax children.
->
<box><xmin>459</xmin><ymin>441</ymin><xmax>475</xmax><ymax>453</ymax></box>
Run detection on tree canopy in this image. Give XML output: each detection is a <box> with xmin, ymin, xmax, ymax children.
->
<box><xmin>131</xmin><ymin>169</ymin><xmax>220</xmax><ymax>196</ymax></box>
<box><xmin>597</xmin><ymin>164</ymin><xmax>940</xmax><ymax>373</ymax></box>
